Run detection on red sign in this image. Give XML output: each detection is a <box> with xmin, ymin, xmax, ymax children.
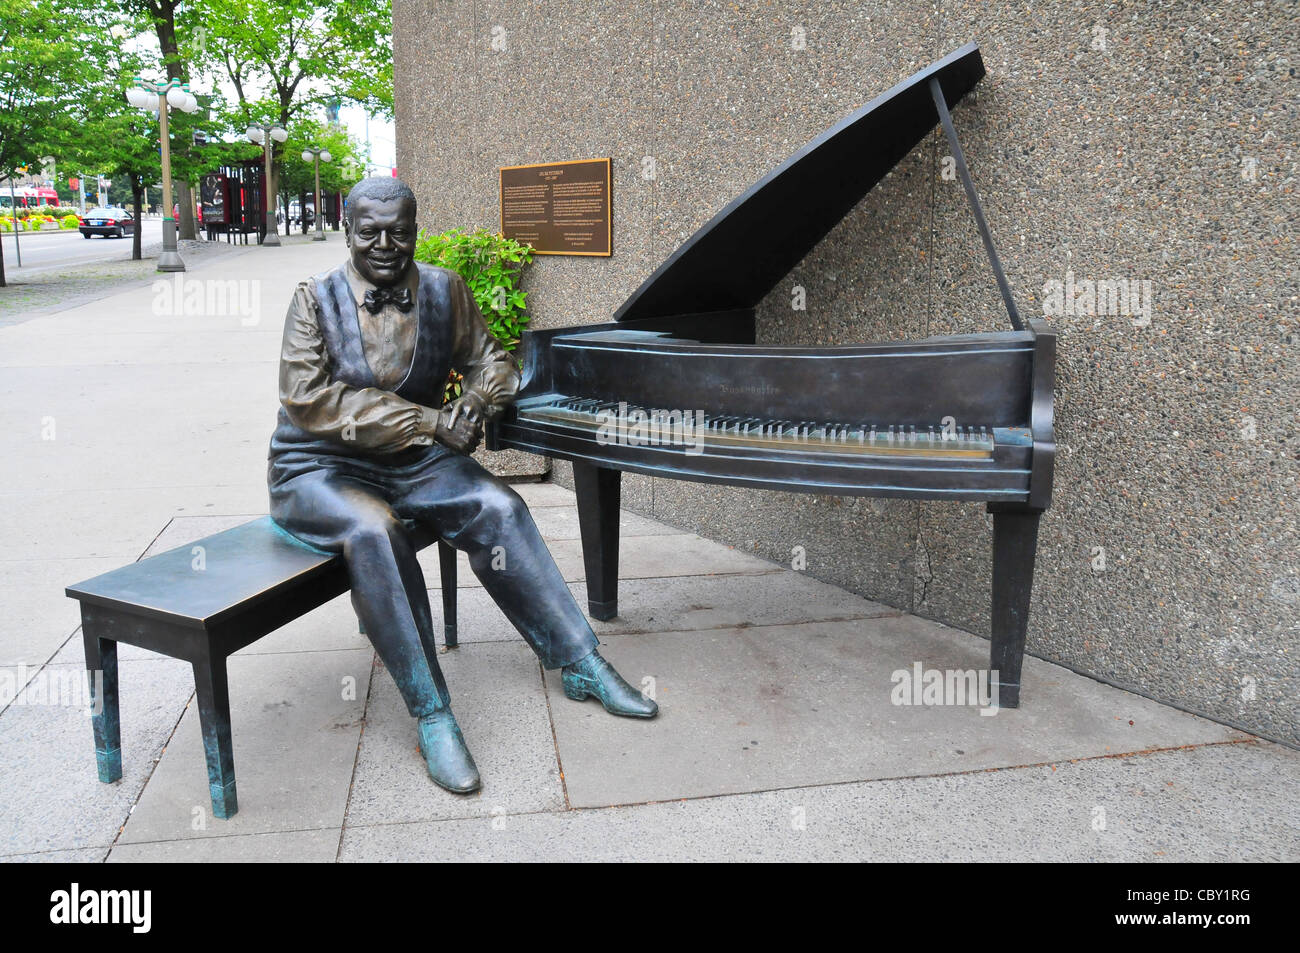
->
<box><xmin>69</xmin><ymin>177</ymin><xmax>80</xmax><ymax>190</ymax></box>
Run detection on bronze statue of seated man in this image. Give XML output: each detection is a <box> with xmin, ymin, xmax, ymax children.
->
<box><xmin>267</xmin><ymin>176</ymin><xmax>655</xmax><ymax>794</ymax></box>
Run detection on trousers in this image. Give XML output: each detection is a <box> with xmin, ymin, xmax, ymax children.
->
<box><xmin>268</xmin><ymin>443</ymin><xmax>598</xmax><ymax>717</ymax></box>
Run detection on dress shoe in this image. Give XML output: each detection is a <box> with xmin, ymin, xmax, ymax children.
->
<box><xmin>416</xmin><ymin>710</ymin><xmax>481</xmax><ymax>793</ymax></box>
<box><xmin>561</xmin><ymin>650</ymin><xmax>658</xmax><ymax>718</ymax></box>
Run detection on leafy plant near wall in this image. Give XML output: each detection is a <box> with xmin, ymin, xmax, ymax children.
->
<box><xmin>412</xmin><ymin>227</ymin><xmax>535</xmax><ymax>402</ymax></box>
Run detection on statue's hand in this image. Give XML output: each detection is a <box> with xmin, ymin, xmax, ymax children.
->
<box><xmin>436</xmin><ymin>397</ymin><xmax>484</xmax><ymax>454</ymax></box>
<box><xmin>447</xmin><ymin>391</ymin><xmax>487</xmax><ymax>428</ymax></box>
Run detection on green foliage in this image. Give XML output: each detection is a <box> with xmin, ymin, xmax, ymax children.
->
<box><xmin>278</xmin><ymin>118</ymin><xmax>366</xmax><ymax>206</ymax></box>
<box><xmin>0</xmin><ymin>0</ymin><xmax>103</xmax><ymax>175</ymax></box>
<box><xmin>198</xmin><ymin>0</ymin><xmax>394</xmax><ymax>124</ymax></box>
<box><xmin>0</xmin><ymin>0</ymin><xmax>396</xmax><ymax>280</ymax></box>
<box><xmin>0</xmin><ymin>0</ymin><xmax>121</xmax><ymax>283</ymax></box>
<box><xmin>413</xmin><ymin>228</ymin><xmax>535</xmax><ymax>403</ymax></box>
<box><xmin>60</xmin><ymin>214</ymin><xmax>79</xmax><ymax>228</ymax></box>
<box><xmin>61</xmin><ymin>40</ymin><xmax>162</xmax><ymax>258</ymax></box>
<box><xmin>413</xmin><ymin>229</ymin><xmax>535</xmax><ymax>351</ymax></box>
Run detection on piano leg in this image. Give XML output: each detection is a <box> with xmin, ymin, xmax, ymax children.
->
<box><xmin>573</xmin><ymin>461</ymin><xmax>622</xmax><ymax>620</ymax></box>
<box><xmin>987</xmin><ymin>504</ymin><xmax>1043</xmax><ymax>709</ymax></box>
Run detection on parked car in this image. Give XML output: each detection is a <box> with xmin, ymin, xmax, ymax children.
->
<box><xmin>79</xmin><ymin>207</ymin><xmax>135</xmax><ymax>239</ymax></box>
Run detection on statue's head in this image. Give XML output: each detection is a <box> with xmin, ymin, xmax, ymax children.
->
<box><xmin>345</xmin><ymin>176</ymin><xmax>417</xmax><ymax>286</ymax></box>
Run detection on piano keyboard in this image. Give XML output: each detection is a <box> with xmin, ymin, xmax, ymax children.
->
<box><xmin>517</xmin><ymin>397</ymin><xmax>997</xmax><ymax>458</ymax></box>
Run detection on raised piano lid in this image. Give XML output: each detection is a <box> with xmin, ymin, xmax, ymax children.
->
<box><xmin>614</xmin><ymin>42</ymin><xmax>985</xmax><ymax>324</ymax></box>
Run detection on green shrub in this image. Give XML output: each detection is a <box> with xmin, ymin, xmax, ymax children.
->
<box><xmin>413</xmin><ymin>228</ymin><xmax>535</xmax><ymax>403</ymax></box>
<box><xmin>60</xmin><ymin>214</ymin><xmax>79</xmax><ymax>229</ymax></box>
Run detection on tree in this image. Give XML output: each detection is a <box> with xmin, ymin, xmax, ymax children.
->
<box><xmin>127</xmin><ymin>0</ymin><xmax>208</xmax><ymax>239</ymax></box>
<box><xmin>198</xmin><ymin>0</ymin><xmax>393</xmax><ymax>233</ymax></box>
<box><xmin>278</xmin><ymin>118</ymin><xmax>365</xmax><ymax>232</ymax></box>
<box><xmin>0</xmin><ymin>0</ymin><xmax>105</xmax><ymax>285</ymax></box>
<box><xmin>66</xmin><ymin>46</ymin><xmax>164</xmax><ymax>261</ymax></box>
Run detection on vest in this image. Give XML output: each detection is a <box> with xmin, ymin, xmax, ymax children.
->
<box><xmin>268</xmin><ymin>261</ymin><xmax>454</xmax><ymax>461</ymax></box>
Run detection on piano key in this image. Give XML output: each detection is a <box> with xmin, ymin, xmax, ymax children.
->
<box><xmin>517</xmin><ymin>397</ymin><xmax>1000</xmax><ymax>459</ymax></box>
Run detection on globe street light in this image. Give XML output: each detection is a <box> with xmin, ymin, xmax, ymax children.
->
<box><xmin>126</xmin><ymin>76</ymin><xmax>200</xmax><ymax>272</ymax></box>
<box><xmin>247</xmin><ymin>123</ymin><xmax>288</xmax><ymax>247</ymax></box>
<box><xmin>301</xmin><ymin>146</ymin><xmax>332</xmax><ymax>242</ymax></box>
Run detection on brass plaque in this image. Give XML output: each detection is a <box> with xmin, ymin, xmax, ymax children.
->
<box><xmin>499</xmin><ymin>158</ymin><xmax>611</xmax><ymax>256</ymax></box>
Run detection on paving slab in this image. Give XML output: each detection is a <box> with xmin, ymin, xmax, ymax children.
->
<box><xmin>115</xmin><ymin>648</ymin><xmax>371</xmax><ymax>844</ymax></box>
<box><xmin>0</xmin><ymin>235</ymin><xmax>249</xmax><ymax>327</ymax></box>
<box><xmin>0</xmin><ymin>326</ymin><xmax>283</xmax><ymax>369</ymax></box>
<box><xmin>141</xmin><ymin>513</ymin><xmax>265</xmax><ymax>554</ymax></box>
<box><xmin>0</xmin><ymin>237</ymin><xmax>291</xmax><ymax>337</ymax></box>
<box><xmin>527</xmin><ymin>505</ymin><xmax>679</xmax><ymax>540</ymax></box>
<box><xmin>344</xmin><ymin>642</ymin><xmax>565</xmax><ymax>826</ymax></box>
<box><xmin>0</xmin><ymin>484</ymin><xmax>270</xmax><ymax>561</ymax></box>
<box><xmin>0</xmin><ymin>658</ymin><xmax>192</xmax><ymax>854</ymax></box>
<box><xmin>0</xmin><ymin>487</ymin><xmax>181</xmax><ymax>562</ymax></box>
<box><xmin>433</xmin><ymin>572</ymin><xmax>899</xmax><ymax>647</ymax></box>
<box><xmin>576</xmin><ymin>572</ymin><xmax>899</xmax><ymax>636</ymax></box>
<box><xmin>545</xmin><ymin>616</ymin><xmax>1249</xmax><ymax>808</ymax></box>
<box><xmin>338</xmin><ymin>742</ymin><xmax>1299</xmax><ymax>862</ymax></box>
<box><xmin>0</xmin><ymin>364</ymin><xmax>277</xmax><ymax>496</ymax></box>
<box><xmin>0</xmin><ymin>555</ymin><xmax>122</xmax><ymax>667</ymax></box>
<box><xmin>419</xmin><ymin>531</ymin><xmax>779</xmax><ymax>589</ymax></box>
<box><xmin>108</xmin><ymin>827</ymin><xmax>338</xmax><ymax>863</ymax></box>
<box><xmin>510</xmin><ymin>482</ymin><xmax>585</xmax><ymax>508</ymax></box>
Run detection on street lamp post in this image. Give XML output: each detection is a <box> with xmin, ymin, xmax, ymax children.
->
<box><xmin>126</xmin><ymin>77</ymin><xmax>200</xmax><ymax>273</ymax></box>
<box><xmin>301</xmin><ymin>146</ymin><xmax>332</xmax><ymax>242</ymax></box>
<box><xmin>247</xmin><ymin>123</ymin><xmax>288</xmax><ymax>247</ymax></box>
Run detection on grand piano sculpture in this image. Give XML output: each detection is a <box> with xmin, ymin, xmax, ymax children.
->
<box><xmin>488</xmin><ymin>43</ymin><xmax>1055</xmax><ymax>709</ymax></box>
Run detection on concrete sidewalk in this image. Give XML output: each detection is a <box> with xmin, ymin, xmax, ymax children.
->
<box><xmin>1</xmin><ymin>238</ymin><xmax>1296</xmax><ymax>862</ymax></box>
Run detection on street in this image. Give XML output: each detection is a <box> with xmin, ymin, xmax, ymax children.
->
<box><xmin>0</xmin><ymin>219</ymin><xmax>163</xmax><ymax>274</ymax></box>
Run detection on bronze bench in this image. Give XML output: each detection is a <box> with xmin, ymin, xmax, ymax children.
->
<box><xmin>64</xmin><ymin>516</ymin><xmax>458</xmax><ymax>819</ymax></box>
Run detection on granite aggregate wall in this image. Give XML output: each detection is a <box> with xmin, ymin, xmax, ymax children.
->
<box><xmin>396</xmin><ymin>0</ymin><xmax>1298</xmax><ymax>743</ymax></box>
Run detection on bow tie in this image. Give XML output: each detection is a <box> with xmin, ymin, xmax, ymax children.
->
<box><xmin>363</xmin><ymin>286</ymin><xmax>414</xmax><ymax>314</ymax></box>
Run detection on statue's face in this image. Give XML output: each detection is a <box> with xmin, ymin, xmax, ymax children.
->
<box><xmin>347</xmin><ymin>196</ymin><xmax>416</xmax><ymax>286</ymax></box>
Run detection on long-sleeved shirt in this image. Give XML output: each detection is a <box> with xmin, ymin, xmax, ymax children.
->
<box><xmin>278</xmin><ymin>260</ymin><xmax>520</xmax><ymax>454</ymax></box>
